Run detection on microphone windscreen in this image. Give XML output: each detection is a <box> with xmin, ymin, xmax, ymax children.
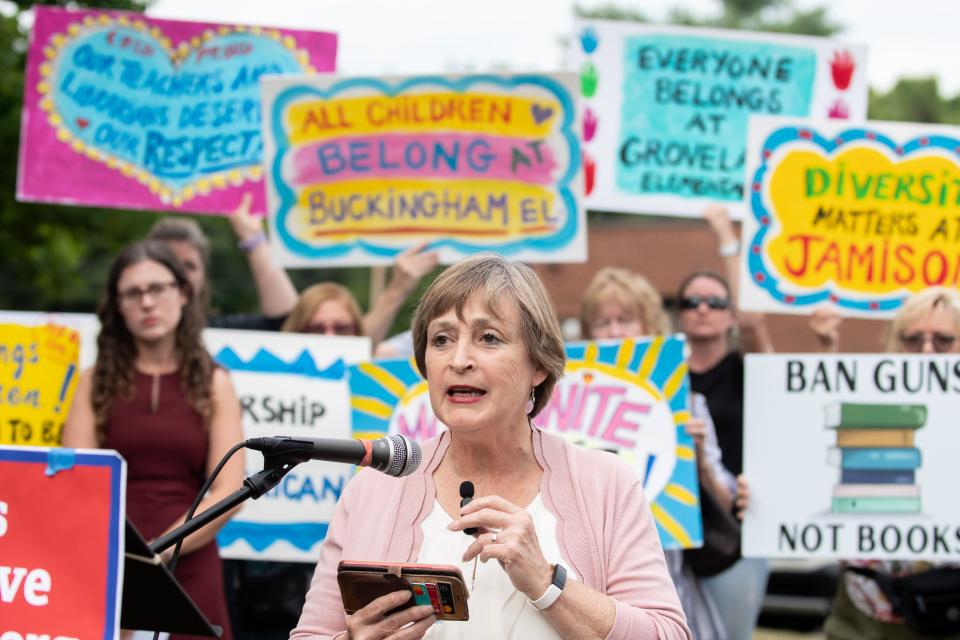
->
<box><xmin>384</xmin><ymin>434</ymin><xmax>422</xmax><ymax>477</ymax></box>
<box><xmin>459</xmin><ymin>480</ymin><xmax>475</xmax><ymax>499</ymax></box>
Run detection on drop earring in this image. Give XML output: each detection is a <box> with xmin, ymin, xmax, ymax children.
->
<box><xmin>525</xmin><ymin>389</ymin><xmax>535</xmax><ymax>415</ymax></box>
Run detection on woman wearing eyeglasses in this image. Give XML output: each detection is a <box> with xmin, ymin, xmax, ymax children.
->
<box><xmin>62</xmin><ymin>241</ymin><xmax>245</xmax><ymax>639</ymax></box>
<box><xmin>673</xmin><ymin>205</ymin><xmax>773</xmax><ymax>640</ymax></box>
<box><xmin>824</xmin><ymin>286</ymin><xmax>960</xmax><ymax>640</ymax></box>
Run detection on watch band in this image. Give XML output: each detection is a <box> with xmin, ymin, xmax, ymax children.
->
<box><xmin>529</xmin><ymin>564</ymin><xmax>567</xmax><ymax>610</ymax></box>
<box><xmin>238</xmin><ymin>231</ymin><xmax>267</xmax><ymax>254</ymax></box>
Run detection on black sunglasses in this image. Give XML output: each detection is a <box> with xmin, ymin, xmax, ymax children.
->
<box><xmin>679</xmin><ymin>295</ymin><xmax>730</xmax><ymax>311</ymax></box>
<box><xmin>898</xmin><ymin>332</ymin><xmax>957</xmax><ymax>353</ymax></box>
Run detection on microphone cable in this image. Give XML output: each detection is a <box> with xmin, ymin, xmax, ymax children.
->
<box><xmin>152</xmin><ymin>440</ymin><xmax>246</xmax><ymax>640</ymax></box>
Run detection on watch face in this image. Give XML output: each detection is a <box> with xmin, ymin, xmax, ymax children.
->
<box><xmin>552</xmin><ymin>564</ymin><xmax>567</xmax><ymax>589</ymax></box>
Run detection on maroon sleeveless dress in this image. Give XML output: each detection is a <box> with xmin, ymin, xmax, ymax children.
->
<box><xmin>103</xmin><ymin>369</ymin><xmax>232</xmax><ymax>640</ymax></box>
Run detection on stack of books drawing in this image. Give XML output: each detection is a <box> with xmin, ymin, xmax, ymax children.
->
<box><xmin>826</xmin><ymin>402</ymin><xmax>926</xmax><ymax>514</ymax></box>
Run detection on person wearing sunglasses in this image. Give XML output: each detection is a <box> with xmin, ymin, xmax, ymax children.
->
<box><xmin>824</xmin><ymin>286</ymin><xmax>960</xmax><ymax>640</ymax></box>
<box><xmin>674</xmin><ymin>205</ymin><xmax>774</xmax><ymax>640</ymax></box>
<box><xmin>887</xmin><ymin>287</ymin><xmax>960</xmax><ymax>354</ymax></box>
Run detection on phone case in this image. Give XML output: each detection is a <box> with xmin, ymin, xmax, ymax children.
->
<box><xmin>337</xmin><ymin>561</ymin><xmax>470</xmax><ymax>621</ymax></box>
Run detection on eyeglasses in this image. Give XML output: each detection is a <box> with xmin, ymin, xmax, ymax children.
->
<box><xmin>118</xmin><ymin>281</ymin><xmax>179</xmax><ymax>307</ymax></box>
<box><xmin>305</xmin><ymin>322</ymin><xmax>357</xmax><ymax>336</ymax></box>
<box><xmin>679</xmin><ymin>295</ymin><xmax>730</xmax><ymax>311</ymax></box>
<box><xmin>898</xmin><ymin>331</ymin><xmax>957</xmax><ymax>353</ymax></box>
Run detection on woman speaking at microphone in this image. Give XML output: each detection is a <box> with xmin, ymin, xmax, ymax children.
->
<box><xmin>293</xmin><ymin>254</ymin><xmax>689</xmax><ymax>640</ymax></box>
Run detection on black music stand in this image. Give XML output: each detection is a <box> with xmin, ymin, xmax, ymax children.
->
<box><xmin>121</xmin><ymin>520</ymin><xmax>221</xmax><ymax>637</ymax></box>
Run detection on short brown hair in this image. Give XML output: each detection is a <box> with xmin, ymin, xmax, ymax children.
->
<box><xmin>411</xmin><ymin>254</ymin><xmax>565</xmax><ymax>417</ymax></box>
<box><xmin>886</xmin><ymin>287</ymin><xmax>960</xmax><ymax>352</ymax></box>
<box><xmin>580</xmin><ymin>268</ymin><xmax>671</xmax><ymax>338</ymax></box>
<box><xmin>281</xmin><ymin>283</ymin><xmax>365</xmax><ymax>335</ymax></box>
<box><xmin>146</xmin><ymin>217</ymin><xmax>211</xmax><ymax>265</ymax></box>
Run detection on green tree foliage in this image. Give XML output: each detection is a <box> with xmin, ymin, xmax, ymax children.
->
<box><xmin>868</xmin><ymin>77</ymin><xmax>960</xmax><ymax>125</ymax></box>
<box><xmin>577</xmin><ymin>0</ymin><xmax>840</xmax><ymax>36</ymax></box>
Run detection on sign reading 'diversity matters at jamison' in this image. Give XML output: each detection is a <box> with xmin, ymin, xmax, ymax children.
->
<box><xmin>743</xmin><ymin>354</ymin><xmax>960</xmax><ymax>561</ymax></box>
<box><xmin>17</xmin><ymin>6</ymin><xmax>337</xmax><ymax>214</ymax></box>
<box><xmin>741</xmin><ymin>117</ymin><xmax>960</xmax><ymax>317</ymax></box>
<box><xmin>574</xmin><ymin>20</ymin><xmax>867</xmax><ymax>218</ymax></box>
<box><xmin>348</xmin><ymin>337</ymin><xmax>703</xmax><ymax>550</ymax></box>
<box><xmin>261</xmin><ymin>73</ymin><xmax>585</xmax><ymax>267</ymax></box>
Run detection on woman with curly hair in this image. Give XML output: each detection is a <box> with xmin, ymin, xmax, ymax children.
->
<box><xmin>63</xmin><ymin>240</ymin><xmax>244</xmax><ymax>639</ymax></box>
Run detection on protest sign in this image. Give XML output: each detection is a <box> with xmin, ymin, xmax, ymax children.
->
<box><xmin>740</xmin><ymin>118</ymin><xmax>960</xmax><ymax>317</ymax></box>
<box><xmin>205</xmin><ymin>329</ymin><xmax>370</xmax><ymax>562</ymax></box>
<box><xmin>574</xmin><ymin>19</ymin><xmax>867</xmax><ymax>218</ymax></box>
<box><xmin>17</xmin><ymin>6</ymin><xmax>337</xmax><ymax>214</ymax></box>
<box><xmin>0</xmin><ymin>324</ymin><xmax>80</xmax><ymax>447</ymax></box>
<box><xmin>0</xmin><ymin>312</ymin><xmax>99</xmax><ymax>370</ymax></box>
<box><xmin>349</xmin><ymin>337</ymin><xmax>702</xmax><ymax>550</ymax></box>
<box><xmin>261</xmin><ymin>73</ymin><xmax>585</xmax><ymax>266</ymax></box>
<box><xmin>743</xmin><ymin>354</ymin><xmax>960</xmax><ymax>560</ymax></box>
<box><xmin>0</xmin><ymin>445</ymin><xmax>125</xmax><ymax>640</ymax></box>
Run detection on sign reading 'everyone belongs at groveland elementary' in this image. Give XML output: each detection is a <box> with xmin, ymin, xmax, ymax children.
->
<box><xmin>260</xmin><ymin>73</ymin><xmax>585</xmax><ymax>267</ymax></box>
<box><xmin>574</xmin><ymin>20</ymin><xmax>867</xmax><ymax>218</ymax></box>
<box><xmin>740</xmin><ymin>117</ymin><xmax>960</xmax><ymax>317</ymax></box>
<box><xmin>17</xmin><ymin>6</ymin><xmax>337</xmax><ymax>214</ymax></box>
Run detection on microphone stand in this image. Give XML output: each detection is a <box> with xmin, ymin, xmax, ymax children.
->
<box><xmin>150</xmin><ymin>450</ymin><xmax>308</xmax><ymax>554</ymax></box>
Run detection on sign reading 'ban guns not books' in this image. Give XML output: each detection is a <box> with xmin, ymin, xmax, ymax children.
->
<box><xmin>348</xmin><ymin>337</ymin><xmax>702</xmax><ymax>550</ymax></box>
<box><xmin>741</xmin><ymin>117</ymin><xmax>960</xmax><ymax>317</ymax></box>
<box><xmin>261</xmin><ymin>74</ymin><xmax>585</xmax><ymax>266</ymax></box>
<box><xmin>743</xmin><ymin>354</ymin><xmax>960</xmax><ymax>560</ymax></box>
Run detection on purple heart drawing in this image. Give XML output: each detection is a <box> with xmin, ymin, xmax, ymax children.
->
<box><xmin>531</xmin><ymin>103</ymin><xmax>554</xmax><ymax>125</ymax></box>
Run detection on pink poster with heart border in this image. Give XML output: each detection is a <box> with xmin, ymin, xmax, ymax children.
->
<box><xmin>17</xmin><ymin>6</ymin><xmax>337</xmax><ymax>215</ymax></box>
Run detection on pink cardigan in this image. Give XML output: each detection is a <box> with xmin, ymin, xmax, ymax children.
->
<box><xmin>292</xmin><ymin>427</ymin><xmax>691</xmax><ymax>640</ymax></box>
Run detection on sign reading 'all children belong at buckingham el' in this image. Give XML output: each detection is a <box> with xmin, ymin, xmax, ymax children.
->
<box><xmin>574</xmin><ymin>20</ymin><xmax>867</xmax><ymax>218</ymax></box>
<box><xmin>261</xmin><ymin>74</ymin><xmax>585</xmax><ymax>267</ymax></box>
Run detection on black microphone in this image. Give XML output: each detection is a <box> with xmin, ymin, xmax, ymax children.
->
<box><xmin>459</xmin><ymin>481</ymin><xmax>478</xmax><ymax>536</ymax></box>
<box><xmin>244</xmin><ymin>434</ymin><xmax>422</xmax><ymax>478</ymax></box>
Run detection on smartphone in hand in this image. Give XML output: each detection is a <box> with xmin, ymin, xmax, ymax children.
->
<box><xmin>337</xmin><ymin>561</ymin><xmax>470</xmax><ymax>621</ymax></box>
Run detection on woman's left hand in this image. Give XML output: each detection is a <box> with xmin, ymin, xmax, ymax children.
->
<box><xmin>449</xmin><ymin>495</ymin><xmax>553</xmax><ymax>599</ymax></box>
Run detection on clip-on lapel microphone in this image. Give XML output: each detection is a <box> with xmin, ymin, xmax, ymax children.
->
<box><xmin>459</xmin><ymin>481</ymin><xmax>478</xmax><ymax>536</ymax></box>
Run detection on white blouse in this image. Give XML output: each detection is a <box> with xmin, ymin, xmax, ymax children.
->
<box><xmin>417</xmin><ymin>495</ymin><xmax>577</xmax><ymax>639</ymax></box>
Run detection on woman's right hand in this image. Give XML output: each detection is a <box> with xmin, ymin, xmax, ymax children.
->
<box><xmin>345</xmin><ymin>590</ymin><xmax>436</xmax><ymax>640</ymax></box>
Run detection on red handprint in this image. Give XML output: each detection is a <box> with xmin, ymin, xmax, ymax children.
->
<box><xmin>831</xmin><ymin>50</ymin><xmax>855</xmax><ymax>91</ymax></box>
<box><xmin>584</xmin><ymin>152</ymin><xmax>596</xmax><ymax>195</ymax></box>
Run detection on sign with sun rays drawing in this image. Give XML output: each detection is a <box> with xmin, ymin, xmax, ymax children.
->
<box><xmin>349</xmin><ymin>336</ymin><xmax>702</xmax><ymax>549</ymax></box>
